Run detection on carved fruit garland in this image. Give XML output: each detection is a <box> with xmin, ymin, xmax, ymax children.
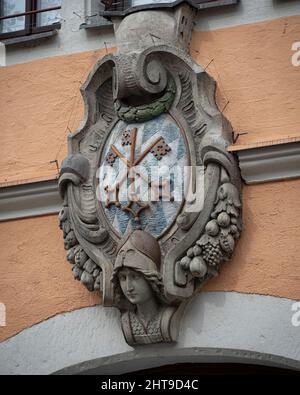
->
<box><xmin>59</xmin><ymin>205</ymin><xmax>102</xmax><ymax>292</ymax></box>
<box><xmin>180</xmin><ymin>182</ymin><xmax>242</xmax><ymax>280</ymax></box>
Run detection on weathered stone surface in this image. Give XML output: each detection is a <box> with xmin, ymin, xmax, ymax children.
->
<box><xmin>83</xmin><ymin>260</ymin><xmax>97</xmax><ymax>274</ymax></box>
<box><xmin>58</xmin><ymin>5</ymin><xmax>243</xmax><ymax>346</ymax></box>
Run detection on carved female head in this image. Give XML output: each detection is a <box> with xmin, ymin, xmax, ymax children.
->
<box><xmin>112</xmin><ymin>230</ymin><xmax>164</xmax><ymax>306</ymax></box>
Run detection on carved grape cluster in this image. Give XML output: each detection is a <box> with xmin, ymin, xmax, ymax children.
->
<box><xmin>180</xmin><ymin>182</ymin><xmax>242</xmax><ymax>279</ymax></box>
<box><xmin>59</xmin><ymin>206</ymin><xmax>102</xmax><ymax>292</ymax></box>
<box><xmin>202</xmin><ymin>242</ymin><xmax>223</xmax><ymax>267</ymax></box>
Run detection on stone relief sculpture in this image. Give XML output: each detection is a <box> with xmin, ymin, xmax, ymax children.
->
<box><xmin>111</xmin><ymin>230</ymin><xmax>177</xmax><ymax>345</ymax></box>
<box><xmin>58</xmin><ymin>4</ymin><xmax>242</xmax><ymax>346</ymax></box>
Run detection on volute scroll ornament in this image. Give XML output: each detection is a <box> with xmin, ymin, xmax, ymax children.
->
<box><xmin>58</xmin><ymin>4</ymin><xmax>243</xmax><ymax>346</ymax></box>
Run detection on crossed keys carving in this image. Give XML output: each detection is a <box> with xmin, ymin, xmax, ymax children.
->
<box><xmin>104</xmin><ymin>127</ymin><xmax>172</xmax><ymax>222</ymax></box>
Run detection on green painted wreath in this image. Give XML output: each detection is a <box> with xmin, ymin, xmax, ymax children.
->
<box><xmin>114</xmin><ymin>76</ymin><xmax>176</xmax><ymax>123</ymax></box>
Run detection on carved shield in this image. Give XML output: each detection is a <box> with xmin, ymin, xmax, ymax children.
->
<box><xmin>98</xmin><ymin>113</ymin><xmax>189</xmax><ymax>239</ymax></box>
<box><xmin>58</xmin><ymin>13</ymin><xmax>242</xmax><ymax>345</ymax></box>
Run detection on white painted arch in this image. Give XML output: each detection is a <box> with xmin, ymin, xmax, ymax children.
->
<box><xmin>0</xmin><ymin>292</ymin><xmax>299</xmax><ymax>375</ymax></box>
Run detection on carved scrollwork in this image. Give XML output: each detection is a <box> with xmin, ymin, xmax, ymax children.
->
<box><xmin>58</xmin><ymin>154</ymin><xmax>112</xmax><ymax>293</ymax></box>
<box><xmin>113</xmin><ymin>53</ymin><xmax>168</xmax><ymax>100</ymax></box>
<box><xmin>58</xmin><ymin>5</ymin><xmax>243</xmax><ymax>346</ymax></box>
<box><xmin>59</xmin><ymin>203</ymin><xmax>103</xmax><ymax>292</ymax></box>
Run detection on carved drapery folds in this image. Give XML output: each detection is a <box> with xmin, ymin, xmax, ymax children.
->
<box><xmin>58</xmin><ymin>5</ymin><xmax>242</xmax><ymax>346</ymax></box>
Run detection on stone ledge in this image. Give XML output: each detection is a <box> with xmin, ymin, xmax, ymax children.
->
<box><xmin>0</xmin><ymin>179</ymin><xmax>62</xmax><ymax>222</ymax></box>
<box><xmin>0</xmin><ymin>139</ymin><xmax>299</xmax><ymax>221</ymax></box>
<box><xmin>234</xmin><ymin>141</ymin><xmax>300</xmax><ymax>185</ymax></box>
<box><xmin>101</xmin><ymin>0</ymin><xmax>238</xmax><ymax>18</ymax></box>
<box><xmin>1</xmin><ymin>28</ymin><xmax>60</xmax><ymax>47</ymax></box>
<box><xmin>80</xmin><ymin>17</ymin><xmax>113</xmax><ymax>30</ymax></box>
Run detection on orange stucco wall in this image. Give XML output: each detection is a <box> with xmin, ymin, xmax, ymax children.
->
<box><xmin>1</xmin><ymin>179</ymin><xmax>300</xmax><ymax>342</ymax></box>
<box><xmin>0</xmin><ymin>215</ymin><xmax>100</xmax><ymax>343</ymax></box>
<box><xmin>0</xmin><ymin>48</ymin><xmax>115</xmax><ymax>186</ymax></box>
<box><xmin>0</xmin><ymin>16</ymin><xmax>299</xmax><ymax>185</ymax></box>
<box><xmin>204</xmin><ymin>179</ymin><xmax>300</xmax><ymax>297</ymax></box>
<box><xmin>192</xmin><ymin>16</ymin><xmax>300</xmax><ymax>148</ymax></box>
<box><xmin>0</xmin><ymin>16</ymin><xmax>300</xmax><ymax>342</ymax></box>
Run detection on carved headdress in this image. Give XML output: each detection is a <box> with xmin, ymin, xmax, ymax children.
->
<box><xmin>111</xmin><ymin>231</ymin><xmax>164</xmax><ymax>305</ymax></box>
<box><xmin>114</xmin><ymin>230</ymin><xmax>161</xmax><ymax>273</ymax></box>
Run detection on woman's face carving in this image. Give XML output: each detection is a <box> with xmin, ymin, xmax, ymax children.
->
<box><xmin>118</xmin><ymin>267</ymin><xmax>153</xmax><ymax>305</ymax></box>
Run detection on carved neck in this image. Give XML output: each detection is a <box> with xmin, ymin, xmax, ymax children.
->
<box><xmin>136</xmin><ymin>297</ymin><xmax>160</xmax><ymax>326</ymax></box>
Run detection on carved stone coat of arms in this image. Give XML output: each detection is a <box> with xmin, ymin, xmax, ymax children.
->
<box><xmin>58</xmin><ymin>5</ymin><xmax>242</xmax><ymax>346</ymax></box>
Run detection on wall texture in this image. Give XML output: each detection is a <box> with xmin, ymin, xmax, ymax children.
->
<box><xmin>192</xmin><ymin>15</ymin><xmax>300</xmax><ymax>147</ymax></box>
<box><xmin>0</xmin><ymin>6</ymin><xmax>299</xmax><ymax>373</ymax></box>
<box><xmin>1</xmin><ymin>16</ymin><xmax>299</xmax><ymax>186</ymax></box>
<box><xmin>4</xmin><ymin>0</ymin><xmax>300</xmax><ymax>65</ymax></box>
<box><xmin>5</xmin><ymin>0</ymin><xmax>115</xmax><ymax>66</ymax></box>
<box><xmin>0</xmin><ymin>215</ymin><xmax>100</xmax><ymax>343</ymax></box>
<box><xmin>1</xmin><ymin>178</ymin><xmax>299</xmax><ymax>343</ymax></box>
<box><xmin>0</xmin><ymin>48</ymin><xmax>114</xmax><ymax>185</ymax></box>
<box><xmin>1</xmin><ymin>293</ymin><xmax>299</xmax><ymax>375</ymax></box>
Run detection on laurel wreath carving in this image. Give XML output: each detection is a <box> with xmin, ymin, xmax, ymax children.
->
<box><xmin>114</xmin><ymin>76</ymin><xmax>176</xmax><ymax>123</ymax></box>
